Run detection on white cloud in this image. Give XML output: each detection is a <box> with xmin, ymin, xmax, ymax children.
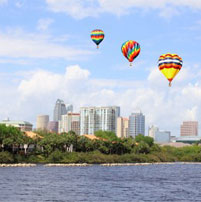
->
<box><xmin>65</xmin><ymin>65</ymin><xmax>90</xmax><ymax>80</ymax></box>
<box><xmin>45</xmin><ymin>0</ymin><xmax>201</xmax><ymax>19</ymax></box>
<box><xmin>46</xmin><ymin>0</ymin><xmax>100</xmax><ymax>19</ymax></box>
<box><xmin>0</xmin><ymin>29</ymin><xmax>93</xmax><ymax>60</ymax></box>
<box><xmin>0</xmin><ymin>59</ymin><xmax>28</xmax><ymax>65</ymax></box>
<box><xmin>1</xmin><ymin>64</ymin><xmax>201</xmax><ymax>135</ymax></box>
<box><xmin>37</xmin><ymin>18</ymin><xmax>54</xmax><ymax>31</ymax></box>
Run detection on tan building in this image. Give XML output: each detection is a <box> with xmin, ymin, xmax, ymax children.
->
<box><xmin>117</xmin><ymin>117</ymin><xmax>129</xmax><ymax>138</ymax></box>
<box><xmin>180</xmin><ymin>121</ymin><xmax>198</xmax><ymax>136</ymax></box>
<box><xmin>59</xmin><ymin>113</ymin><xmax>80</xmax><ymax>135</ymax></box>
<box><xmin>36</xmin><ymin>115</ymin><xmax>49</xmax><ymax>131</ymax></box>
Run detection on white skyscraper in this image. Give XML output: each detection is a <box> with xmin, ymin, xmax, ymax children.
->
<box><xmin>80</xmin><ymin>106</ymin><xmax>120</xmax><ymax>135</ymax></box>
<box><xmin>129</xmin><ymin>112</ymin><xmax>145</xmax><ymax>137</ymax></box>
<box><xmin>53</xmin><ymin>99</ymin><xmax>67</xmax><ymax>122</ymax></box>
<box><xmin>59</xmin><ymin>113</ymin><xmax>80</xmax><ymax>135</ymax></box>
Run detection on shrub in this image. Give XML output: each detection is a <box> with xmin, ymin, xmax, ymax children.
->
<box><xmin>180</xmin><ymin>154</ymin><xmax>201</xmax><ymax>162</ymax></box>
<box><xmin>0</xmin><ymin>151</ymin><xmax>14</xmax><ymax>163</ymax></box>
<box><xmin>48</xmin><ymin>150</ymin><xmax>64</xmax><ymax>163</ymax></box>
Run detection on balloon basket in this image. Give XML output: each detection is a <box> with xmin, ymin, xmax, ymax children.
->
<box><xmin>97</xmin><ymin>45</ymin><xmax>99</xmax><ymax>49</ymax></box>
<box><xmin>130</xmin><ymin>63</ymin><xmax>132</xmax><ymax>67</ymax></box>
<box><xmin>169</xmin><ymin>82</ymin><xmax>172</xmax><ymax>87</ymax></box>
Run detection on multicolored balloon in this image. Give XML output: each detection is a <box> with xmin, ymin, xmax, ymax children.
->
<box><xmin>121</xmin><ymin>40</ymin><xmax>140</xmax><ymax>66</ymax></box>
<box><xmin>158</xmin><ymin>53</ymin><xmax>183</xmax><ymax>87</ymax></box>
<box><xmin>91</xmin><ymin>29</ymin><xmax>104</xmax><ymax>49</ymax></box>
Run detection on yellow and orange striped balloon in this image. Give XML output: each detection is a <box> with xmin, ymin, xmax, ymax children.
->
<box><xmin>158</xmin><ymin>53</ymin><xmax>183</xmax><ymax>87</ymax></box>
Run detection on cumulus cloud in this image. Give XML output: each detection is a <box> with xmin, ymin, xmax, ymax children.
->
<box><xmin>1</xmin><ymin>64</ymin><xmax>201</xmax><ymax>135</ymax></box>
<box><xmin>46</xmin><ymin>0</ymin><xmax>201</xmax><ymax>19</ymax></box>
<box><xmin>0</xmin><ymin>29</ymin><xmax>92</xmax><ymax>60</ymax></box>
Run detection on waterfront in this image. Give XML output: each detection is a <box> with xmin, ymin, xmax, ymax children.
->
<box><xmin>0</xmin><ymin>164</ymin><xmax>201</xmax><ymax>202</ymax></box>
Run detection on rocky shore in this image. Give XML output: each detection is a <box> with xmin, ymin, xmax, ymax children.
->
<box><xmin>1</xmin><ymin>162</ymin><xmax>201</xmax><ymax>167</ymax></box>
<box><xmin>100</xmin><ymin>162</ymin><xmax>175</xmax><ymax>166</ymax></box>
<box><xmin>0</xmin><ymin>163</ymin><xmax>37</xmax><ymax>167</ymax></box>
<box><xmin>44</xmin><ymin>163</ymin><xmax>93</xmax><ymax>167</ymax></box>
<box><xmin>44</xmin><ymin>162</ymin><xmax>201</xmax><ymax>167</ymax></box>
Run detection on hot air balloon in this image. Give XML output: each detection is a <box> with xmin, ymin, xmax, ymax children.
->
<box><xmin>121</xmin><ymin>40</ymin><xmax>140</xmax><ymax>66</ymax></box>
<box><xmin>158</xmin><ymin>53</ymin><xmax>183</xmax><ymax>87</ymax></box>
<box><xmin>91</xmin><ymin>29</ymin><xmax>104</xmax><ymax>49</ymax></box>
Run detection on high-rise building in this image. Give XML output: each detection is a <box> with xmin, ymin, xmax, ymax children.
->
<box><xmin>148</xmin><ymin>125</ymin><xmax>159</xmax><ymax>138</ymax></box>
<box><xmin>66</xmin><ymin>104</ymin><xmax>73</xmax><ymax>113</ymax></box>
<box><xmin>148</xmin><ymin>125</ymin><xmax>170</xmax><ymax>143</ymax></box>
<box><xmin>53</xmin><ymin>99</ymin><xmax>67</xmax><ymax>121</ymax></box>
<box><xmin>47</xmin><ymin>121</ymin><xmax>58</xmax><ymax>133</ymax></box>
<box><xmin>80</xmin><ymin>106</ymin><xmax>120</xmax><ymax>135</ymax></box>
<box><xmin>180</xmin><ymin>121</ymin><xmax>198</xmax><ymax>136</ymax></box>
<box><xmin>117</xmin><ymin>117</ymin><xmax>129</xmax><ymax>138</ymax></box>
<box><xmin>59</xmin><ymin>113</ymin><xmax>80</xmax><ymax>135</ymax></box>
<box><xmin>36</xmin><ymin>115</ymin><xmax>49</xmax><ymax>131</ymax></box>
<box><xmin>129</xmin><ymin>112</ymin><xmax>145</xmax><ymax>137</ymax></box>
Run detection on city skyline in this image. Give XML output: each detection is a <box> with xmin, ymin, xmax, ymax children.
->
<box><xmin>2</xmin><ymin>100</ymin><xmax>201</xmax><ymax>137</ymax></box>
<box><xmin>1</xmin><ymin>1</ymin><xmax>201</xmax><ymax>136</ymax></box>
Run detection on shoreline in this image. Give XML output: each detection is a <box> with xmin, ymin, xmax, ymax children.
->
<box><xmin>1</xmin><ymin>162</ymin><xmax>201</xmax><ymax>167</ymax></box>
<box><xmin>0</xmin><ymin>163</ymin><xmax>37</xmax><ymax>167</ymax></box>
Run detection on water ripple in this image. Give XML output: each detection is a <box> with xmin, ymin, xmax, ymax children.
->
<box><xmin>0</xmin><ymin>164</ymin><xmax>201</xmax><ymax>201</ymax></box>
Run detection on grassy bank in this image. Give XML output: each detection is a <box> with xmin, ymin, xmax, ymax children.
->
<box><xmin>1</xmin><ymin>145</ymin><xmax>201</xmax><ymax>164</ymax></box>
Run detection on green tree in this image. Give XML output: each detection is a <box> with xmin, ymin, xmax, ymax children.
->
<box><xmin>95</xmin><ymin>130</ymin><xmax>118</xmax><ymax>141</ymax></box>
<box><xmin>135</xmin><ymin>134</ymin><xmax>154</xmax><ymax>147</ymax></box>
<box><xmin>134</xmin><ymin>142</ymin><xmax>150</xmax><ymax>154</ymax></box>
<box><xmin>77</xmin><ymin>136</ymin><xmax>94</xmax><ymax>152</ymax></box>
<box><xmin>2</xmin><ymin>125</ymin><xmax>24</xmax><ymax>153</ymax></box>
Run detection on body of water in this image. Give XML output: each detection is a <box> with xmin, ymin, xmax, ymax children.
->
<box><xmin>0</xmin><ymin>164</ymin><xmax>201</xmax><ymax>202</ymax></box>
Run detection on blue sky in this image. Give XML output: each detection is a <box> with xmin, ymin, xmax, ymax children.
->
<box><xmin>1</xmin><ymin>0</ymin><xmax>201</xmax><ymax>136</ymax></box>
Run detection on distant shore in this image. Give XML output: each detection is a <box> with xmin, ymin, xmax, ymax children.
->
<box><xmin>1</xmin><ymin>162</ymin><xmax>201</xmax><ymax>167</ymax></box>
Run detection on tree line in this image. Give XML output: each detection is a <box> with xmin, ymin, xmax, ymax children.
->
<box><xmin>1</xmin><ymin>124</ymin><xmax>201</xmax><ymax>163</ymax></box>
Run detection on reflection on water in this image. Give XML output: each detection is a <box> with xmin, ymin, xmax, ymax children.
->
<box><xmin>0</xmin><ymin>164</ymin><xmax>201</xmax><ymax>202</ymax></box>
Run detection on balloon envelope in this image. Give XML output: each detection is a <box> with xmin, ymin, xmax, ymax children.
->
<box><xmin>158</xmin><ymin>53</ymin><xmax>183</xmax><ymax>86</ymax></box>
<box><xmin>91</xmin><ymin>29</ymin><xmax>104</xmax><ymax>47</ymax></box>
<box><xmin>121</xmin><ymin>40</ymin><xmax>140</xmax><ymax>65</ymax></box>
